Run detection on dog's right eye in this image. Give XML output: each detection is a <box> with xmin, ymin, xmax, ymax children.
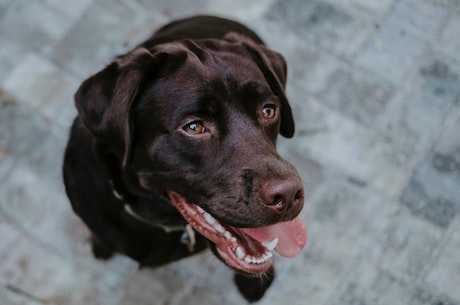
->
<box><xmin>183</xmin><ymin>121</ymin><xmax>207</xmax><ymax>135</ymax></box>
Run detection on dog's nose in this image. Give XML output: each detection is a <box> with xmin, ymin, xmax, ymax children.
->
<box><xmin>259</xmin><ymin>177</ymin><xmax>304</xmax><ymax>213</ymax></box>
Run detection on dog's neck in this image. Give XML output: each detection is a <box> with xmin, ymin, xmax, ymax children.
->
<box><xmin>108</xmin><ymin>178</ymin><xmax>197</xmax><ymax>251</ymax></box>
<box><xmin>98</xmin><ymin>145</ymin><xmax>198</xmax><ymax>252</ymax></box>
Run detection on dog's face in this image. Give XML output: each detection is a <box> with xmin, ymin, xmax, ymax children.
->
<box><xmin>75</xmin><ymin>35</ymin><xmax>307</xmax><ymax>275</ymax></box>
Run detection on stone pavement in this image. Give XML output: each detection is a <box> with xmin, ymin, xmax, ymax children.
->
<box><xmin>1</xmin><ymin>0</ymin><xmax>459</xmax><ymax>304</ymax></box>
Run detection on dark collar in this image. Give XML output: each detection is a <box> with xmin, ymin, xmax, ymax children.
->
<box><xmin>109</xmin><ymin>180</ymin><xmax>196</xmax><ymax>252</ymax></box>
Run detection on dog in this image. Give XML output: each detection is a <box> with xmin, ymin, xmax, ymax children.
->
<box><xmin>63</xmin><ymin>15</ymin><xmax>307</xmax><ymax>302</ymax></box>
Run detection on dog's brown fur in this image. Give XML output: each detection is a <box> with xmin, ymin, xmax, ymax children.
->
<box><xmin>63</xmin><ymin>16</ymin><xmax>304</xmax><ymax>302</ymax></box>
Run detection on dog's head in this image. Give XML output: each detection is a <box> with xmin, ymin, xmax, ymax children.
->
<box><xmin>74</xmin><ymin>34</ymin><xmax>307</xmax><ymax>275</ymax></box>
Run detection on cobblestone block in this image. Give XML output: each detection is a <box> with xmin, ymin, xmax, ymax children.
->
<box><xmin>310</xmin><ymin>178</ymin><xmax>399</xmax><ymax>248</ymax></box>
<box><xmin>412</xmin><ymin>285</ymin><xmax>460</xmax><ymax>305</ymax></box>
<box><xmin>313</xmin><ymin>66</ymin><xmax>394</xmax><ymax>126</ymax></box>
<box><xmin>337</xmin><ymin>268</ymin><xmax>414</xmax><ymax>305</ymax></box>
<box><xmin>126</xmin><ymin>0</ymin><xmax>209</xmax><ymax>18</ymax></box>
<box><xmin>283</xmin><ymin>44</ymin><xmax>343</xmax><ymax>95</ymax></box>
<box><xmin>118</xmin><ymin>268</ymin><xmax>187</xmax><ymax>305</ymax></box>
<box><xmin>2</xmin><ymin>53</ymin><xmax>78</xmax><ymax>127</ymax></box>
<box><xmin>290</xmin><ymin>92</ymin><xmax>414</xmax><ymax>197</ymax></box>
<box><xmin>437</xmin><ymin>13</ymin><xmax>460</xmax><ymax>60</ymax></box>
<box><xmin>0</xmin><ymin>41</ymin><xmax>23</xmax><ymax>84</ymax></box>
<box><xmin>42</xmin><ymin>0</ymin><xmax>94</xmax><ymax>20</ymax></box>
<box><xmin>355</xmin><ymin>0</ymin><xmax>448</xmax><ymax>84</ymax></box>
<box><xmin>400</xmin><ymin>107</ymin><xmax>460</xmax><ymax>228</ymax></box>
<box><xmin>178</xmin><ymin>286</ymin><xmax>240</xmax><ymax>305</ymax></box>
<box><xmin>278</xmin><ymin>40</ymin><xmax>396</xmax><ymax>129</ymax></box>
<box><xmin>0</xmin><ymin>99</ymin><xmax>49</xmax><ymax>162</ymax></box>
<box><xmin>376</xmin><ymin>56</ymin><xmax>460</xmax><ymax>156</ymax></box>
<box><xmin>0</xmin><ymin>236</ymin><xmax>136</xmax><ymax>305</ymax></box>
<box><xmin>379</xmin><ymin>208</ymin><xmax>444</xmax><ymax>282</ymax></box>
<box><xmin>0</xmin><ymin>285</ymin><xmax>46</xmax><ymax>305</ymax></box>
<box><xmin>0</xmin><ymin>215</ymin><xmax>20</xmax><ymax>260</ymax></box>
<box><xmin>340</xmin><ymin>0</ymin><xmax>394</xmax><ymax>14</ymax></box>
<box><xmin>205</xmin><ymin>0</ymin><xmax>275</xmax><ymax>20</ymax></box>
<box><xmin>267</xmin><ymin>0</ymin><xmax>374</xmax><ymax>58</ymax></box>
<box><xmin>50</xmin><ymin>0</ymin><xmax>163</xmax><ymax>78</ymax></box>
<box><xmin>0</xmin><ymin>1</ymin><xmax>75</xmax><ymax>52</ymax></box>
<box><xmin>423</xmin><ymin>216</ymin><xmax>460</xmax><ymax>303</ymax></box>
<box><xmin>0</xmin><ymin>165</ymin><xmax>64</xmax><ymax>237</ymax></box>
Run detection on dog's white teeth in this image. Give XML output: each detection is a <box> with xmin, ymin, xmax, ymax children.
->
<box><xmin>215</xmin><ymin>224</ymin><xmax>225</xmax><ymax>233</ymax></box>
<box><xmin>197</xmin><ymin>206</ymin><xmax>205</xmax><ymax>213</ymax></box>
<box><xmin>262</xmin><ymin>238</ymin><xmax>279</xmax><ymax>251</ymax></box>
<box><xmin>241</xmin><ymin>252</ymin><xmax>272</xmax><ymax>265</ymax></box>
<box><xmin>236</xmin><ymin>247</ymin><xmax>246</xmax><ymax>260</ymax></box>
<box><xmin>204</xmin><ymin>212</ymin><xmax>216</xmax><ymax>225</ymax></box>
<box><xmin>224</xmin><ymin>231</ymin><xmax>232</xmax><ymax>240</ymax></box>
<box><xmin>264</xmin><ymin>252</ymin><xmax>273</xmax><ymax>260</ymax></box>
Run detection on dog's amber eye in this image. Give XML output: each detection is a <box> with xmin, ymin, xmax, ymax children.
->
<box><xmin>184</xmin><ymin>121</ymin><xmax>206</xmax><ymax>135</ymax></box>
<box><xmin>261</xmin><ymin>105</ymin><xmax>277</xmax><ymax>120</ymax></box>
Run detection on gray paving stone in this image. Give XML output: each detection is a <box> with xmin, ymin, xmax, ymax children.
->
<box><xmin>0</xmin><ymin>236</ymin><xmax>136</xmax><ymax>305</ymax></box>
<box><xmin>336</xmin><ymin>269</ymin><xmax>414</xmax><ymax>305</ymax></box>
<box><xmin>42</xmin><ymin>0</ymin><xmax>94</xmax><ymax>20</ymax></box>
<box><xmin>287</xmin><ymin>90</ymin><xmax>414</xmax><ymax>198</ymax></box>
<box><xmin>0</xmin><ymin>215</ymin><xmax>20</xmax><ymax>260</ymax></box>
<box><xmin>376</xmin><ymin>55</ymin><xmax>460</xmax><ymax>156</ymax></box>
<box><xmin>0</xmin><ymin>286</ymin><xmax>46</xmax><ymax>305</ymax></box>
<box><xmin>0</xmin><ymin>0</ymin><xmax>11</xmax><ymax>14</ymax></box>
<box><xmin>400</xmin><ymin>106</ymin><xmax>460</xmax><ymax>228</ymax></box>
<box><xmin>313</xmin><ymin>66</ymin><xmax>394</xmax><ymax>126</ymax></box>
<box><xmin>437</xmin><ymin>13</ymin><xmax>460</xmax><ymax>61</ymax></box>
<box><xmin>0</xmin><ymin>1</ymin><xmax>75</xmax><ymax>53</ymax></box>
<box><xmin>355</xmin><ymin>0</ymin><xmax>448</xmax><ymax>84</ymax></box>
<box><xmin>2</xmin><ymin>52</ymin><xmax>78</xmax><ymax>127</ymax></box>
<box><xmin>118</xmin><ymin>268</ymin><xmax>187</xmax><ymax>305</ymax></box>
<box><xmin>329</xmin><ymin>211</ymin><xmax>446</xmax><ymax>305</ymax></box>
<box><xmin>411</xmin><ymin>285</ymin><xmax>460</xmax><ymax>305</ymax></box>
<box><xmin>267</xmin><ymin>0</ymin><xmax>374</xmax><ymax>58</ymax></box>
<box><xmin>123</xmin><ymin>0</ymin><xmax>209</xmax><ymax>17</ymax></box>
<box><xmin>0</xmin><ymin>98</ymin><xmax>51</xmax><ymax>166</ymax></box>
<box><xmin>276</xmin><ymin>38</ymin><xmax>396</xmax><ymax>129</ymax></box>
<box><xmin>310</xmin><ymin>178</ymin><xmax>399</xmax><ymax>247</ymax></box>
<box><xmin>379</xmin><ymin>208</ymin><xmax>444</xmax><ymax>283</ymax></box>
<box><xmin>339</xmin><ymin>0</ymin><xmax>394</xmax><ymax>15</ymax></box>
<box><xmin>179</xmin><ymin>287</ymin><xmax>240</xmax><ymax>305</ymax></box>
<box><xmin>50</xmin><ymin>0</ymin><xmax>161</xmax><ymax>78</ymax></box>
<box><xmin>282</xmin><ymin>42</ymin><xmax>343</xmax><ymax>95</ymax></box>
<box><xmin>205</xmin><ymin>0</ymin><xmax>276</xmax><ymax>20</ymax></box>
<box><xmin>0</xmin><ymin>41</ymin><xmax>24</xmax><ymax>84</ymax></box>
<box><xmin>423</xmin><ymin>216</ymin><xmax>460</xmax><ymax>303</ymax></box>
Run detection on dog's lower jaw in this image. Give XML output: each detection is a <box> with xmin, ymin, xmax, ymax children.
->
<box><xmin>234</xmin><ymin>265</ymin><xmax>276</xmax><ymax>303</ymax></box>
<box><xmin>168</xmin><ymin>191</ymin><xmax>276</xmax><ymax>275</ymax></box>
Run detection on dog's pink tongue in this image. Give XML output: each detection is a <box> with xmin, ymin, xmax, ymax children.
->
<box><xmin>240</xmin><ymin>216</ymin><xmax>307</xmax><ymax>257</ymax></box>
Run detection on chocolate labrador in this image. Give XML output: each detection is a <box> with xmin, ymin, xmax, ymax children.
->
<box><xmin>63</xmin><ymin>15</ymin><xmax>307</xmax><ymax>302</ymax></box>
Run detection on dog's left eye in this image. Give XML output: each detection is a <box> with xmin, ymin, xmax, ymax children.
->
<box><xmin>183</xmin><ymin>121</ymin><xmax>207</xmax><ymax>135</ymax></box>
<box><xmin>261</xmin><ymin>104</ymin><xmax>277</xmax><ymax>120</ymax></box>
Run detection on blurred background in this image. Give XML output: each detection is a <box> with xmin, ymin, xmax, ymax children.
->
<box><xmin>0</xmin><ymin>0</ymin><xmax>459</xmax><ymax>304</ymax></box>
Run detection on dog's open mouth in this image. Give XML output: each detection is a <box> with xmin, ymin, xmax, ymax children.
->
<box><xmin>168</xmin><ymin>191</ymin><xmax>307</xmax><ymax>274</ymax></box>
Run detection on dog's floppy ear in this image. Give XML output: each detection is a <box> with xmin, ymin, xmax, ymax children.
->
<box><xmin>256</xmin><ymin>45</ymin><xmax>294</xmax><ymax>138</ymax></box>
<box><xmin>74</xmin><ymin>47</ymin><xmax>186</xmax><ymax>166</ymax></box>
<box><xmin>224</xmin><ymin>33</ymin><xmax>294</xmax><ymax>138</ymax></box>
